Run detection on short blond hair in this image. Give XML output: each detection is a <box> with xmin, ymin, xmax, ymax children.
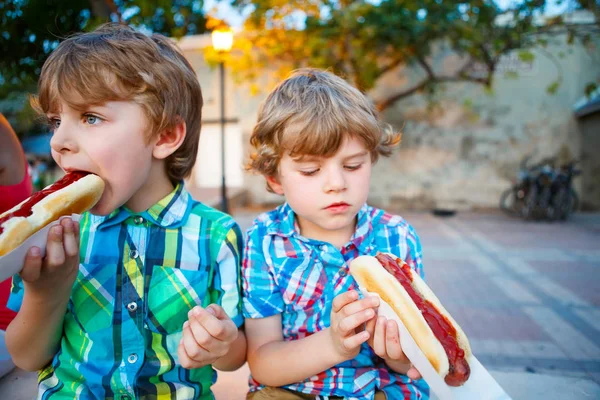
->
<box><xmin>247</xmin><ymin>68</ymin><xmax>401</xmax><ymax>189</ymax></box>
<box><xmin>32</xmin><ymin>23</ymin><xmax>203</xmax><ymax>183</ymax></box>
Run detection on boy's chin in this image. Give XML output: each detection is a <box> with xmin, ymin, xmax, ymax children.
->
<box><xmin>88</xmin><ymin>200</ymin><xmax>116</xmax><ymax>216</ymax></box>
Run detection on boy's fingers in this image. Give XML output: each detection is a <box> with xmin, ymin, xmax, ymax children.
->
<box><xmin>73</xmin><ymin>220</ymin><xmax>80</xmax><ymax>242</ymax></box>
<box><xmin>365</xmin><ymin>314</ymin><xmax>377</xmax><ymax>345</ymax></box>
<box><xmin>385</xmin><ymin>320</ymin><xmax>405</xmax><ymax>361</ymax></box>
<box><xmin>342</xmin><ymin>331</ymin><xmax>370</xmax><ymax>350</ymax></box>
<box><xmin>206</xmin><ymin>304</ymin><xmax>226</xmax><ymax>320</ymax></box>
<box><xmin>181</xmin><ymin>323</ymin><xmax>211</xmax><ymax>361</ymax></box>
<box><xmin>372</xmin><ymin>317</ymin><xmax>386</xmax><ymax>357</ymax></box>
<box><xmin>407</xmin><ymin>367</ymin><xmax>422</xmax><ymax>380</ymax></box>
<box><xmin>340</xmin><ymin>296</ymin><xmax>379</xmax><ymax>317</ymax></box>
<box><xmin>45</xmin><ymin>225</ymin><xmax>66</xmax><ymax>268</ymax></box>
<box><xmin>188</xmin><ymin>315</ymin><xmax>222</xmax><ymax>353</ymax></box>
<box><xmin>177</xmin><ymin>342</ymin><xmax>193</xmax><ymax>367</ymax></box>
<box><xmin>178</xmin><ymin>340</ymin><xmax>208</xmax><ymax>369</ymax></box>
<box><xmin>191</xmin><ymin>306</ymin><xmax>236</xmax><ymax>341</ymax></box>
<box><xmin>338</xmin><ymin>308</ymin><xmax>375</xmax><ymax>335</ymax></box>
<box><xmin>20</xmin><ymin>247</ymin><xmax>42</xmax><ymax>282</ymax></box>
<box><xmin>332</xmin><ymin>290</ymin><xmax>358</xmax><ymax>313</ymax></box>
<box><xmin>62</xmin><ymin>219</ymin><xmax>79</xmax><ymax>258</ymax></box>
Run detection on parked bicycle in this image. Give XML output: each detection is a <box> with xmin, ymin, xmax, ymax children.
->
<box><xmin>500</xmin><ymin>157</ymin><xmax>580</xmax><ymax>221</ymax></box>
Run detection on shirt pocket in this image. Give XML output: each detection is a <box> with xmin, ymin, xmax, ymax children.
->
<box><xmin>144</xmin><ymin>265</ymin><xmax>209</xmax><ymax>335</ymax></box>
<box><xmin>281</xmin><ymin>256</ymin><xmax>330</xmax><ymax>315</ymax></box>
<box><xmin>69</xmin><ymin>263</ymin><xmax>117</xmax><ymax>333</ymax></box>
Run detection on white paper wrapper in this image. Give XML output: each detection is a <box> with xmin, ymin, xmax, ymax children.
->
<box><xmin>0</xmin><ymin>214</ymin><xmax>81</xmax><ymax>283</ymax></box>
<box><xmin>360</xmin><ymin>289</ymin><xmax>512</xmax><ymax>400</ymax></box>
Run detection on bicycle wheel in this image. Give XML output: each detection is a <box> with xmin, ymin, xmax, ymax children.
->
<box><xmin>570</xmin><ymin>189</ymin><xmax>579</xmax><ymax>213</ymax></box>
<box><xmin>500</xmin><ymin>188</ymin><xmax>519</xmax><ymax>216</ymax></box>
<box><xmin>522</xmin><ymin>185</ymin><xmax>537</xmax><ymax>220</ymax></box>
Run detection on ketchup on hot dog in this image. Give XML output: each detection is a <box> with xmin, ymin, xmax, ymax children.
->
<box><xmin>0</xmin><ymin>171</ymin><xmax>88</xmax><ymax>235</ymax></box>
<box><xmin>375</xmin><ymin>253</ymin><xmax>470</xmax><ymax>386</ymax></box>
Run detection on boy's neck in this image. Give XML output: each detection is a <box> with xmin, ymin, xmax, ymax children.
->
<box><xmin>296</xmin><ymin>215</ymin><xmax>357</xmax><ymax>249</ymax></box>
<box><xmin>125</xmin><ymin>160</ymin><xmax>175</xmax><ymax>213</ymax></box>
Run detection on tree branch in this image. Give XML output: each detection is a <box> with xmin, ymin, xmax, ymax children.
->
<box><xmin>375</xmin><ymin>69</ymin><xmax>492</xmax><ymax>112</ymax></box>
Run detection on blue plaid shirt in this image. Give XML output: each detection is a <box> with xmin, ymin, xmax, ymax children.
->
<box><xmin>242</xmin><ymin>203</ymin><xmax>429</xmax><ymax>400</ymax></box>
<box><xmin>9</xmin><ymin>184</ymin><xmax>244</xmax><ymax>400</ymax></box>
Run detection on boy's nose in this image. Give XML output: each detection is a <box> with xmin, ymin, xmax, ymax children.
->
<box><xmin>323</xmin><ymin>167</ymin><xmax>347</xmax><ymax>193</ymax></box>
<box><xmin>50</xmin><ymin>122</ymin><xmax>78</xmax><ymax>154</ymax></box>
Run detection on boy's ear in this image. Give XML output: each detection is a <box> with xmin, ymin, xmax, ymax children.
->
<box><xmin>152</xmin><ymin>120</ymin><xmax>186</xmax><ymax>160</ymax></box>
<box><xmin>266</xmin><ymin>175</ymin><xmax>284</xmax><ymax>195</ymax></box>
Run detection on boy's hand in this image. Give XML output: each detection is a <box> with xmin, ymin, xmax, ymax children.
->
<box><xmin>20</xmin><ymin>218</ymin><xmax>80</xmax><ymax>301</ymax></box>
<box><xmin>329</xmin><ymin>290</ymin><xmax>379</xmax><ymax>360</ymax></box>
<box><xmin>178</xmin><ymin>304</ymin><xmax>238</xmax><ymax>369</ymax></box>
<box><xmin>366</xmin><ymin>316</ymin><xmax>422</xmax><ymax>380</ymax></box>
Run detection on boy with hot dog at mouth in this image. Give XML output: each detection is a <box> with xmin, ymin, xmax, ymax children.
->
<box><xmin>242</xmin><ymin>68</ymin><xmax>428</xmax><ymax>399</ymax></box>
<box><xmin>5</xmin><ymin>24</ymin><xmax>246</xmax><ymax>399</ymax></box>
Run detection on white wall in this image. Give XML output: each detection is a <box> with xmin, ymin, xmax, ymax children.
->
<box><xmin>190</xmin><ymin>123</ymin><xmax>245</xmax><ymax>188</ymax></box>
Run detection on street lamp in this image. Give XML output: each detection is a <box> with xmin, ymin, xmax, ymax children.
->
<box><xmin>211</xmin><ymin>27</ymin><xmax>233</xmax><ymax>214</ymax></box>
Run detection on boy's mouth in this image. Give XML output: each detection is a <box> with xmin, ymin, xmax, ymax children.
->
<box><xmin>325</xmin><ymin>202</ymin><xmax>350</xmax><ymax>213</ymax></box>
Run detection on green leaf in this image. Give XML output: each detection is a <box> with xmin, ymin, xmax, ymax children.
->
<box><xmin>518</xmin><ymin>50</ymin><xmax>535</xmax><ymax>63</ymax></box>
<box><xmin>547</xmin><ymin>81</ymin><xmax>560</xmax><ymax>95</ymax></box>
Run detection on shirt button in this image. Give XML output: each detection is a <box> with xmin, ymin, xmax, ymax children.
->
<box><xmin>134</xmin><ymin>216</ymin><xmax>144</xmax><ymax>225</ymax></box>
<box><xmin>130</xmin><ymin>250</ymin><xmax>139</xmax><ymax>259</ymax></box>
<box><xmin>127</xmin><ymin>302</ymin><xmax>138</xmax><ymax>312</ymax></box>
<box><xmin>127</xmin><ymin>353</ymin><xmax>138</xmax><ymax>364</ymax></box>
<box><xmin>339</xmin><ymin>269</ymin><xmax>348</xmax><ymax>277</ymax></box>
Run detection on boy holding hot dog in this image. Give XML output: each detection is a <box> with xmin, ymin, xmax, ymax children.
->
<box><xmin>5</xmin><ymin>24</ymin><xmax>246</xmax><ymax>399</ymax></box>
<box><xmin>242</xmin><ymin>68</ymin><xmax>428</xmax><ymax>399</ymax></box>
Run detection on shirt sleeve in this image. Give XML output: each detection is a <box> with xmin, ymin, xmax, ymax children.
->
<box><xmin>212</xmin><ymin>222</ymin><xmax>244</xmax><ymax>328</ymax></box>
<box><xmin>242</xmin><ymin>226</ymin><xmax>284</xmax><ymax>319</ymax></box>
<box><xmin>7</xmin><ymin>275</ymin><xmax>24</xmax><ymax>312</ymax></box>
<box><xmin>403</xmin><ymin>223</ymin><xmax>425</xmax><ymax>280</ymax></box>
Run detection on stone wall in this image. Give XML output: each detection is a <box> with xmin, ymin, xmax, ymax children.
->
<box><xmin>369</xmin><ymin>33</ymin><xmax>598</xmax><ymax>210</ymax></box>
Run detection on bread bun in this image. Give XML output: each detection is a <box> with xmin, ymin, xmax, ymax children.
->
<box><xmin>0</xmin><ymin>173</ymin><xmax>104</xmax><ymax>256</ymax></box>
<box><xmin>349</xmin><ymin>253</ymin><xmax>471</xmax><ymax>386</ymax></box>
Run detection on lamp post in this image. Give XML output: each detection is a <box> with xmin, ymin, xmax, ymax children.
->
<box><xmin>211</xmin><ymin>27</ymin><xmax>233</xmax><ymax>214</ymax></box>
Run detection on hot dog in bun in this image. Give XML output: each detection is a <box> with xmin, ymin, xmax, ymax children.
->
<box><xmin>0</xmin><ymin>171</ymin><xmax>104</xmax><ymax>256</ymax></box>
<box><xmin>349</xmin><ymin>253</ymin><xmax>471</xmax><ymax>386</ymax></box>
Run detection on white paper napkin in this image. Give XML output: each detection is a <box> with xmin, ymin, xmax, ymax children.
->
<box><xmin>361</xmin><ymin>289</ymin><xmax>512</xmax><ymax>400</ymax></box>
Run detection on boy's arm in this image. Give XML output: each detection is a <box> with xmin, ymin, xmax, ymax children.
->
<box><xmin>246</xmin><ymin>291</ymin><xmax>379</xmax><ymax>387</ymax></box>
<box><xmin>5</xmin><ymin>219</ymin><xmax>80</xmax><ymax>371</ymax></box>
<box><xmin>246</xmin><ymin>314</ymin><xmax>344</xmax><ymax>387</ymax></box>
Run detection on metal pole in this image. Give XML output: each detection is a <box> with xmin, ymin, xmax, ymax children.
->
<box><xmin>220</xmin><ymin>60</ymin><xmax>229</xmax><ymax>214</ymax></box>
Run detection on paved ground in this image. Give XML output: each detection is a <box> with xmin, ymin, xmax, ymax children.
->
<box><xmin>1</xmin><ymin>208</ymin><xmax>599</xmax><ymax>399</ymax></box>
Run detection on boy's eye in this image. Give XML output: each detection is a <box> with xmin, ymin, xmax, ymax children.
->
<box><xmin>83</xmin><ymin>114</ymin><xmax>102</xmax><ymax>125</ymax></box>
<box><xmin>300</xmin><ymin>169</ymin><xmax>319</xmax><ymax>176</ymax></box>
<box><xmin>48</xmin><ymin>118</ymin><xmax>61</xmax><ymax>130</ymax></box>
<box><xmin>344</xmin><ymin>164</ymin><xmax>362</xmax><ymax>171</ymax></box>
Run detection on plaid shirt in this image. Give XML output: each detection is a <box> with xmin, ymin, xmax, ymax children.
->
<box><xmin>9</xmin><ymin>184</ymin><xmax>243</xmax><ymax>400</ymax></box>
<box><xmin>243</xmin><ymin>203</ymin><xmax>429</xmax><ymax>400</ymax></box>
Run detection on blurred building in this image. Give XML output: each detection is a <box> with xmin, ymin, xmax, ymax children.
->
<box><xmin>179</xmin><ymin>19</ymin><xmax>599</xmax><ymax>211</ymax></box>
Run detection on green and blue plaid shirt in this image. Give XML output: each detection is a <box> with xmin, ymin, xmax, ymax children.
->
<box><xmin>9</xmin><ymin>183</ymin><xmax>244</xmax><ymax>400</ymax></box>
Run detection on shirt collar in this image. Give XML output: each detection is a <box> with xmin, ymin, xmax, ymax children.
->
<box><xmin>266</xmin><ymin>202</ymin><xmax>374</xmax><ymax>251</ymax></box>
<box><xmin>91</xmin><ymin>183</ymin><xmax>192</xmax><ymax>229</ymax></box>
<box><xmin>265</xmin><ymin>202</ymin><xmax>298</xmax><ymax>238</ymax></box>
<box><xmin>349</xmin><ymin>203</ymin><xmax>374</xmax><ymax>253</ymax></box>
